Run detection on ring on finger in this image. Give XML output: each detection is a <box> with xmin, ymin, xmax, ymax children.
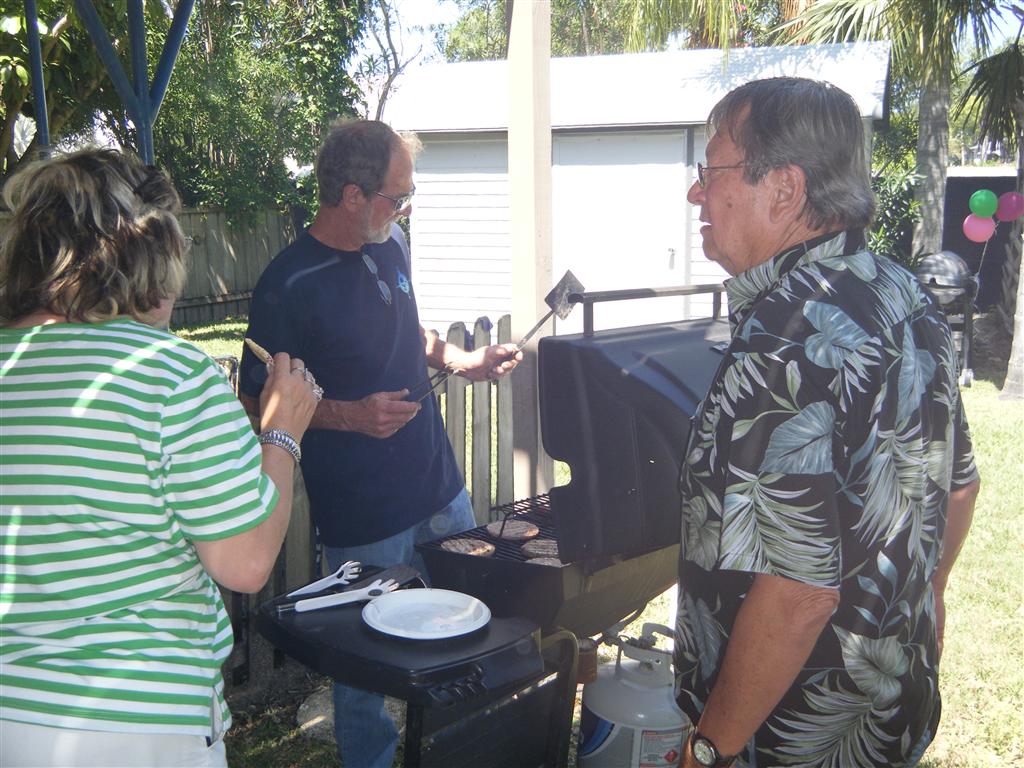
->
<box><xmin>312</xmin><ymin>385</ymin><xmax>324</xmax><ymax>401</ymax></box>
<box><xmin>303</xmin><ymin>369</ymin><xmax>316</xmax><ymax>384</ymax></box>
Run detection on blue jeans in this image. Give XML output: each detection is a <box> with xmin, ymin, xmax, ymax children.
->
<box><xmin>323</xmin><ymin>488</ymin><xmax>475</xmax><ymax>768</ymax></box>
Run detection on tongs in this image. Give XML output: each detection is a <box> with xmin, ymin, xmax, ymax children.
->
<box><xmin>278</xmin><ymin>578</ymin><xmax>398</xmax><ymax>614</ymax></box>
<box><xmin>407</xmin><ymin>364</ymin><xmax>456</xmax><ymax>403</ymax></box>
<box><xmin>286</xmin><ymin>560</ymin><xmax>361</xmax><ymax>598</ymax></box>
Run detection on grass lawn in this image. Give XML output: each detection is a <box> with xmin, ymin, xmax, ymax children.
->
<box><xmin>176</xmin><ymin>317</ymin><xmax>1023</xmax><ymax>767</ymax></box>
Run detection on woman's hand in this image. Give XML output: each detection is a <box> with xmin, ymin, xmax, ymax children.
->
<box><xmin>257</xmin><ymin>352</ymin><xmax>320</xmax><ymax>440</ymax></box>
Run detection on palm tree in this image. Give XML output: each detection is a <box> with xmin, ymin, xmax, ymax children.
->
<box><xmin>780</xmin><ymin>0</ymin><xmax>1000</xmax><ymax>257</ymax></box>
<box><xmin>624</xmin><ymin>0</ymin><xmax>792</xmax><ymax>50</ymax></box>
<box><xmin>624</xmin><ymin>0</ymin><xmax>999</xmax><ymax>260</ymax></box>
<box><xmin>954</xmin><ymin>17</ymin><xmax>1024</xmax><ymax>398</ymax></box>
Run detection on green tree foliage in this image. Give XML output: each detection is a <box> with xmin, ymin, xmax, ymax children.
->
<box><xmin>137</xmin><ymin>1</ymin><xmax>367</xmax><ymax>219</ymax></box>
<box><xmin>869</xmin><ymin>166</ymin><xmax>922</xmax><ymax>267</ymax></box>
<box><xmin>438</xmin><ymin>0</ymin><xmax>507</xmax><ymax>60</ymax></box>
<box><xmin>955</xmin><ymin>40</ymin><xmax>1022</xmax><ymax>163</ymax></box>
<box><xmin>624</xmin><ymin>0</ymin><xmax>784</xmax><ymax>50</ymax></box>
<box><xmin>870</xmin><ymin>80</ymin><xmax>923</xmax><ymax>266</ymax></box>
<box><xmin>0</xmin><ymin>2</ymin><xmax>124</xmax><ymax>179</ymax></box>
<box><xmin>2</xmin><ymin>1</ymin><xmax>369</xmax><ymax>220</ymax></box>
<box><xmin>780</xmin><ymin>0</ymin><xmax>998</xmax><ymax>256</ymax></box>
<box><xmin>437</xmin><ymin>0</ymin><xmax>634</xmax><ymax>61</ymax></box>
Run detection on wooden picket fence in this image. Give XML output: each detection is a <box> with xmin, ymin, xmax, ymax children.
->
<box><xmin>171</xmin><ymin>208</ymin><xmax>295</xmax><ymax>327</ymax></box>
<box><xmin>220</xmin><ymin>314</ymin><xmax>516</xmax><ymax>701</ymax></box>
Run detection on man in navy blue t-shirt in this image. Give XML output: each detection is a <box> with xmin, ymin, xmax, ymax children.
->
<box><xmin>239</xmin><ymin>120</ymin><xmax>520</xmax><ymax>768</ymax></box>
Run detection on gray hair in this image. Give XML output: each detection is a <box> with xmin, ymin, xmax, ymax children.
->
<box><xmin>314</xmin><ymin>119</ymin><xmax>422</xmax><ymax>207</ymax></box>
<box><xmin>708</xmin><ymin>77</ymin><xmax>876</xmax><ymax>231</ymax></box>
<box><xmin>0</xmin><ymin>147</ymin><xmax>187</xmax><ymax>324</ymax></box>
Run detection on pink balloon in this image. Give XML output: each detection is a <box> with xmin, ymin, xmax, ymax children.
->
<box><xmin>996</xmin><ymin>191</ymin><xmax>1024</xmax><ymax>222</ymax></box>
<box><xmin>963</xmin><ymin>213</ymin><xmax>996</xmax><ymax>243</ymax></box>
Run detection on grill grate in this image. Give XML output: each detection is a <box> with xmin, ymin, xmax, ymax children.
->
<box><xmin>422</xmin><ymin>494</ymin><xmax>564</xmax><ymax>564</ymax></box>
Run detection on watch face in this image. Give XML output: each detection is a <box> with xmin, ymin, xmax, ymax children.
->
<box><xmin>692</xmin><ymin>737</ymin><xmax>718</xmax><ymax>766</ymax></box>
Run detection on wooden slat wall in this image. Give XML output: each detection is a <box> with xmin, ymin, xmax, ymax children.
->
<box><xmin>172</xmin><ymin>208</ymin><xmax>294</xmax><ymax>327</ymax></box>
<box><xmin>472</xmin><ymin>320</ymin><xmax>493</xmax><ymax>522</ymax></box>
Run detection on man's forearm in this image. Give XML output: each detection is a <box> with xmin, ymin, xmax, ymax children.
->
<box><xmin>933</xmin><ymin>479</ymin><xmax>980</xmax><ymax>588</ymax></box>
<box><xmin>243</xmin><ymin>391</ymin><xmax>353</xmax><ymax>432</ymax></box>
<box><xmin>422</xmin><ymin>324</ymin><xmax>462</xmax><ymax>370</ymax></box>
<box><xmin>308</xmin><ymin>397</ymin><xmax>354</xmax><ymax>431</ymax></box>
<box><xmin>690</xmin><ymin>574</ymin><xmax>839</xmax><ymax>761</ymax></box>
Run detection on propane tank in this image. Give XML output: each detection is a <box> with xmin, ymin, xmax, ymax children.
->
<box><xmin>578</xmin><ymin>623</ymin><xmax>691</xmax><ymax>768</ymax></box>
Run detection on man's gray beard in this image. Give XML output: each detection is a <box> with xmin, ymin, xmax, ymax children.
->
<box><xmin>364</xmin><ymin>219</ymin><xmax>392</xmax><ymax>245</ymax></box>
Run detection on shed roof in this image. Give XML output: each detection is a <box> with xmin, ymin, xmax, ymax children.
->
<box><xmin>387</xmin><ymin>41</ymin><xmax>891</xmax><ymax>133</ymax></box>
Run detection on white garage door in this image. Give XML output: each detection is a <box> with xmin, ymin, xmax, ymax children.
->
<box><xmin>409</xmin><ymin>135</ymin><xmax>511</xmax><ymax>338</ymax></box>
<box><xmin>409</xmin><ymin>129</ymin><xmax>727</xmax><ymax>341</ymax></box>
<box><xmin>552</xmin><ymin>129</ymin><xmax>718</xmax><ymax>334</ymax></box>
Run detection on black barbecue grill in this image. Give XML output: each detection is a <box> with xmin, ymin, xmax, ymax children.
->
<box><xmin>419</xmin><ymin>287</ymin><xmax>730</xmax><ymax>639</ymax></box>
<box><xmin>915</xmin><ymin>251</ymin><xmax>978</xmax><ymax>386</ymax></box>
<box><xmin>259</xmin><ymin>284</ymin><xmax>729</xmax><ymax>767</ymax></box>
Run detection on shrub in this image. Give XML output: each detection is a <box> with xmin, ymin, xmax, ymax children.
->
<box><xmin>869</xmin><ymin>165</ymin><xmax>922</xmax><ymax>270</ymax></box>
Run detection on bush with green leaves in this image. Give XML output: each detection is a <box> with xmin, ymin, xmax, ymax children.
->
<box><xmin>869</xmin><ymin>165</ymin><xmax>922</xmax><ymax>270</ymax></box>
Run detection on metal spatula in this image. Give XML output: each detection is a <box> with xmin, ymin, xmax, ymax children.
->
<box><xmin>407</xmin><ymin>271</ymin><xmax>583</xmax><ymax>401</ymax></box>
<box><xmin>515</xmin><ymin>270</ymin><xmax>585</xmax><ymax>348</ymax></box>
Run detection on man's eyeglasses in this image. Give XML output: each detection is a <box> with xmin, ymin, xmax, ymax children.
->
<box><xmin>696</xmin><ymin>162</ymin><xmax>747</xmax><ymax>188</ymax></box>
<box><xmin>361</xmin><ymin>251</ymin><xmax>392</xmax><ymax>305</ymax></box>
<box><xmin>374</xmin><ymin>186</ymin><xmax>415</xmax><ymax>213</ymax></box>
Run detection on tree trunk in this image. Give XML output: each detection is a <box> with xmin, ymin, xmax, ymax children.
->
<box><xmin>913</xmin><ymin>69</ymin><xmax>951</xmax><ymax>257</ymax></box>
<box><xmin>999</xmin><ymin>130</ymin><xmax>1024</xmax><ymax>399</ymax></box>
<box><xmin>781</xmin><ymin>0</ymin><xmax>814</xmax><ymax>22</ymax></box>
<box><xmin>1003</xmin><ymin>245</ymin><xmax>1023</xmax><ymax>399</ymax></box>
<box><xmin>997</xmin><ymin>71</ymin><xmax>1023</xmax><ymax>399</ymax></box>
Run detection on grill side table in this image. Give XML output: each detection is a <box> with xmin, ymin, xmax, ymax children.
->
<box><xmin>256</xmin><ymin>597</ymin><xmax>577</xmax><ymax>767</ymax></box>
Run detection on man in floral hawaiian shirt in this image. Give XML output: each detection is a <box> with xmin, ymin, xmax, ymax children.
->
<box><xmin>675</xmin><ymin>77</ymin><xmax>981</xmax><ymax>768</ymax></box>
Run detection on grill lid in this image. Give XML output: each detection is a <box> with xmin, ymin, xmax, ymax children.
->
<box><xmin>538</xmin><ymin>317</ymin><xmax>730</xmax><ymax>563</ymax></box>
<box><xmin>915</xmin><ymin>251</ymin><xmax>977</xmax><ymax>305</ymax></box>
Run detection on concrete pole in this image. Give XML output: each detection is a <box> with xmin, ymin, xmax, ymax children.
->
<box><xmin>508</xmin><ymin>0</ymin><xmax>555</xmax><ymax>499</ymax></box>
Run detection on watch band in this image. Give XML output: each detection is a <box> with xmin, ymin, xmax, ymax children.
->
<box><xmin>689</xmin><ymin>730</ymin><xmax>736</xmax><ymax>767</ymax></box>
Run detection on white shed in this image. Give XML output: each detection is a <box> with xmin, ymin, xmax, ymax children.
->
<box><xmin>387</xmin><ymin>42</ymin><xmax>891</xmax><ymax>335</ymax></box>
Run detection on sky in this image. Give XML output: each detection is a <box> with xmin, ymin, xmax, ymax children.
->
<box><xmin>386</xmin><ymin>0</ymin><xmax>462</xmax><ymax>66</ymax></box>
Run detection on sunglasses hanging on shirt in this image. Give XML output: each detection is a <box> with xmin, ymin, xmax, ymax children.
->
<box><xmin>361</xmin><ymin>251</ymin><xmax>392</xmax><ymax>306</ymax></box>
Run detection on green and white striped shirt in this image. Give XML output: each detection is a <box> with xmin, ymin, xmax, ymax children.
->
<box><xmin>1</xmin><ymin>319</ymin><xmax>277</xmax><ymax>736</ymax></box>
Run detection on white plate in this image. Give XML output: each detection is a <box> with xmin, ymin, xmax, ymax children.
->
<box><xmin>362</xmin><ymin>588</ymin><xmax>490</xmax><ymax>640</ymax></box>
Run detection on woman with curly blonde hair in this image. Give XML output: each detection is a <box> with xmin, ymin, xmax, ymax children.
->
<box><xmin>0</xmin><ymin>148</ymin><xmax>320</xmax><ymax>767</ymax></box>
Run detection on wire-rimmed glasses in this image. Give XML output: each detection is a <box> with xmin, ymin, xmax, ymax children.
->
<box><xmin>696</xmin><ymin>162</ymin><xmax>748</xmax><ymax>188</ymax></box>
<box><xmin>361</xmin><ymin>251</ymin><xmax>392</xmax><ymax>306</ymax></box>
<box><xmin>374</xmin><ymin>186</ymin><xmax>416</xmax><ymax>213</ymax></box>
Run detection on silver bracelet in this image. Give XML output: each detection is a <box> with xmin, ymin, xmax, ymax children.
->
<box><xmin>258</xmin><ymin>427</ymin><xmax>301</xmax><ymax>464</ymax></box>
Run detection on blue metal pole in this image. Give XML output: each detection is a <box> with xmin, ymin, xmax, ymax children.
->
<box><xmin>126</xmin><ymin>0</ymin><xmax>152</xmax><ymax>163</ymax></box>
<box><xmin>23</xmin><ymin>0</ymin><xmax>50</xmax><ymax>153</ymax></box>
<box><xmin>150</xmin><ymin>0</ymin><xmax>194</xmax><ymax>122</ymax></box>
<box><xmin>72</xmin><ymin>0</ymin><xmax>142</xmax><ymax>134</ymax></box>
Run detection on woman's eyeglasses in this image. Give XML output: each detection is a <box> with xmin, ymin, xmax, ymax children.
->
<box><xmin>361</xmin><ymin>252</ymin><xmax>392</xmax><ymax>305</ymax></box>
<box><xmin>374</xmin><ymin>186</ymin><xmax>415</xmax><ymax>213</ymax></box>
<box><xmin>696</xmin><ymin>162</ymin><xmax>748</xmax><ymax>188</ymax></box>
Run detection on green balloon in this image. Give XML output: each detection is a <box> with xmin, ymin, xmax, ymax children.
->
<box><xmin>970</xmin><ymin>189</ymin><xmax>998</xmax><ymax>218</ymax></box>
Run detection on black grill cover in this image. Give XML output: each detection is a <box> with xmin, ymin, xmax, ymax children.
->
<box><xmin>915</xmin><ymin>251</ymin><xmax>976</xmax><ymax>306</ymax></box>
<box><xmin>538</xmin><ymin>317</ymin><xmax>731</xmax><ymax>562</ymax></box>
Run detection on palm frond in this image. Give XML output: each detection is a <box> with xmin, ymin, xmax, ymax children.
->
<box><xmin>778</xmin><ymin>0</ymin><xmax>997</xmax><ymax>83</ymax></box>
<box><xmin>954</xmin><ymin>43</ymin><xmax>1023</xmax><ymax>152</ymax></box>
<box><xmin>625</xmin><ymin>0</ymin><xmax>684</xmax><ymax>51</ymax></box>
<box><xmin>625</xmin><ymin>0</ymin><xmax>742</xmax><ymax>52</ymax></box>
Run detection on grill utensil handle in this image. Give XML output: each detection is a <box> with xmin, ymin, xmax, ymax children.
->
<box><xmin>278</xmin><ymin>579</ymin><xmax>397</xmax><ymax>614</ymax></box>
<box><xmin>515</xmin><ymin>308</ymin><xmax>555</xmax><ymax>349</ymax></box>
